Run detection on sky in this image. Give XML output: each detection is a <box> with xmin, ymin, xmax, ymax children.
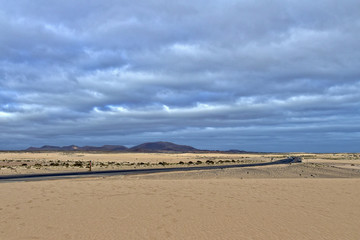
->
<box><xmin>0</xmin><ymin>0</ymin><xmax>359</xmax><ymax>152</ymax></box>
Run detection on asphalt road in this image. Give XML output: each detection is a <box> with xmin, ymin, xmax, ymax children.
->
<box><xmin>0</xmin><ymin>158</ymin><xmax>295</xmax><ymax>182</ymax></box>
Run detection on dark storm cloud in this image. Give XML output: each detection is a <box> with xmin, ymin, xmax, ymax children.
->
<box><xmin>0</xmin><ymin>0</ymin><xmax>359</xmax><ymax>151</ymax></box>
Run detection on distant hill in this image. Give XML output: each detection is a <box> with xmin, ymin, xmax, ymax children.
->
<box><xmin>25</xmin><ymin>145</ymin><xmax>128</xmax><ymax>152</ymax></box>
<box><xmin>24</xmin><ymin>141</ymin><xmax>247</xmax><ymax>153</ymax></box>
<box><xmin>26</xmin><ymin>145</ymin><xmax>63</xmax><ymax>151</ymax></box>
<box><xmin>129</xmin><ymin>141</ymin><xmax>199</xmax><ymax>152</ymax></box>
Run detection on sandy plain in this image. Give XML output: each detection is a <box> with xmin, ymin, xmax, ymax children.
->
<box><xmin>1</xmin><ymin>152</ymin><xmax>360</xmax><ymax>240</ymax></box>
<box><xmin>1</xmin><ymin>151</ymin><xmax>360</xmax><ymax>174</ymax></box>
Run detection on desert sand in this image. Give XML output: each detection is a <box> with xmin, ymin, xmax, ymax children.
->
<box><xmin>1</xmin><ymin>177</ymin><xmax>360</xmax><ymax>240</ymax></box>
<box><xmin>1</xmin><ymin>151</ymin><xmax>360</xmax><ymax>175</ymax></box>
<box><xmin>1</xmin><ymin>152</ymin><xmax>360</xmax><ymax>240</ymax></box>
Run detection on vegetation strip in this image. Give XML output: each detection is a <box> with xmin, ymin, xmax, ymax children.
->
<box><xmin>0</xmin><ymin>158</ymin><xmax>296</xmax><ymax>181</ymax></box>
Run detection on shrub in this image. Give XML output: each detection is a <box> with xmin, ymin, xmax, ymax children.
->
<box><xmin>73</xmin><ymin>161</ymin><xmax>83</xmax><ymax>167</ymax></box>
<box><xmin>34</xmin><ymin>163</ymin><xmax>42</xmax><ymax>168</ymax></box>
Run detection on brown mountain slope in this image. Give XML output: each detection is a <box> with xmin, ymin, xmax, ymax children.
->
<box><xmin>129</xmin><ymin>141</ymin><xmax>199</xmax><ymax>152</ymax></box>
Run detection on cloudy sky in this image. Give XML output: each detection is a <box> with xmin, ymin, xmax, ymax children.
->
<box><xmin>1</xmin><ymin>0</ymin><xmax>359</xmax><ymax>152</ymax></box>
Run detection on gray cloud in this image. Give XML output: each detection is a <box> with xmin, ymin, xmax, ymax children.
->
<box><xmin>0</xmin><ymin>0</ymin><xmax>359</xmax><ymax>151</ymax></box>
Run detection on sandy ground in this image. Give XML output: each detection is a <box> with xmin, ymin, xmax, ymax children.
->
<box><xmin>1</xmin><ymin>152</ymin><xmax>360</xmax><ymax>175</ymax></box>
<box><xmin>1</xmin><ymin>177</ymin><xmax>359</xmax><ymax>240</ymax></box>
<box><xmin>1</xmin><ymin>152</ymin><xmax>360</xmax><ymax>240</ymax></box>
<box><xmin>2</xmin><ymin>152</ymin><xmax>359</xmax><ymax>164</ymax></box>
<box><xmin>0</xmin><ymin>152</ymin><xmax>268</xmax><ymax>175</ymax></box>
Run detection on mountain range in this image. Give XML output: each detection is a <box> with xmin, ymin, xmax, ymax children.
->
<box><xmin>24</xmin><ymin>141</ymin><xmax>247</xmax><ymax>153</ymax></box>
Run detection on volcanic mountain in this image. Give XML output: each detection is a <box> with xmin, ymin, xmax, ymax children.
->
<box><xmin>129</xmin><ymin>141</ymin><xmax>199</xmax><ymax>152</ymax></box>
